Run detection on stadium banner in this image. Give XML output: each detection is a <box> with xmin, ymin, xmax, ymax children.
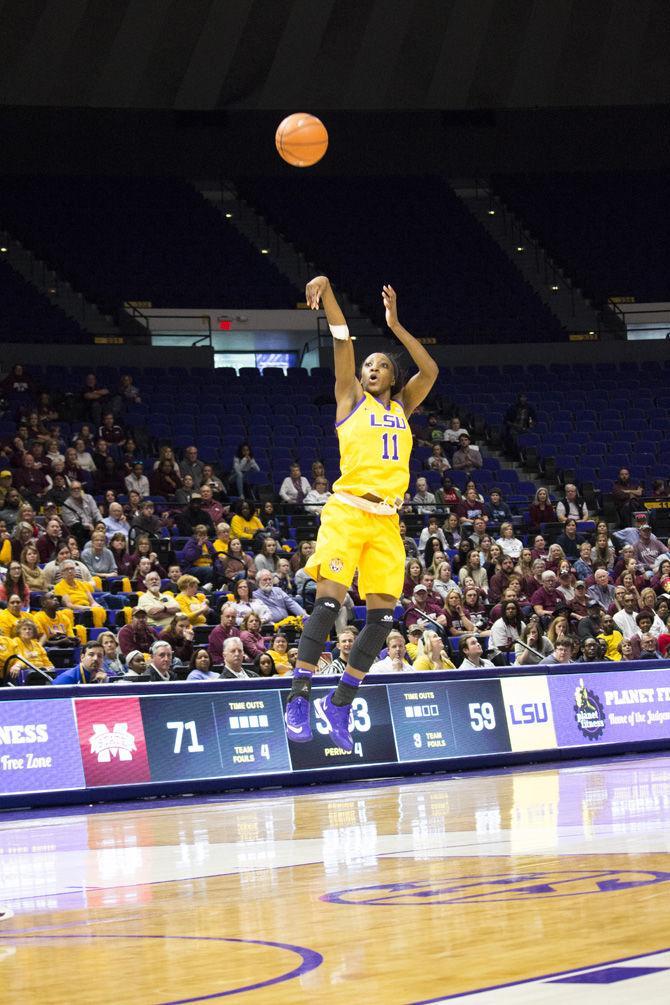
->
<box><xmin>548</xmin><ymin>668</ymin><xmax>670</xmax><ymax>746</ymax></box>
<box><xmin>0</xmin><ymin>698</ymin><xmax>84</xmax><ymax>795</ymax></box>
<box><xmin>2</xmin><ymin>663</ymin><xmax>670</xmax><ymax>804</ymax></box>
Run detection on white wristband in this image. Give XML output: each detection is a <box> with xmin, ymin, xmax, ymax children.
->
<box><xmin>329</xmin><ymin>323</ymin><xmax>350</xmax><ymax>341</ymax></box>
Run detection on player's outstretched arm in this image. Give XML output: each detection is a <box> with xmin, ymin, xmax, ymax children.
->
<box><xmin>306</xmin><ymin>275</ymin><xmax>361</xmax><ymax>419</ymax></box>
<box><xmin>382</xmin><ymin>285</ymin><xmax>438</xmax><ymax>417</ymax></box>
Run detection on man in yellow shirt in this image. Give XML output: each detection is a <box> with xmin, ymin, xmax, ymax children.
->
<box><xmin>32</xmin><ymin>592</ymin><xmax>86</xmax><ymax>646</ymax></box>
<box><xmin>53</xmin><ymin>561</ymin><xmax>106</xmax><ymax>628</ymax></box>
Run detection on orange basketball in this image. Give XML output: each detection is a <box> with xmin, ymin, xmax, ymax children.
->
<box><xmin>275</xmin><ymin>112</ymin><xmax>328</xmax><ymax>168</ymax></box>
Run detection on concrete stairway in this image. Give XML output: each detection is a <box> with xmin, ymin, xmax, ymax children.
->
<box><xmin>197</xmin><ymin>182</ymin><xmax>382</xmax><ymax>337</ymax></box>
<box><xmin>0</xmin><ymin>228</ymin><xmax>120</xmax><ymax>337</ymax></box>
<box><xmin>452</xmin><ymin>181</ymin><xmax>624</xmax><ymax>340</ymax></box>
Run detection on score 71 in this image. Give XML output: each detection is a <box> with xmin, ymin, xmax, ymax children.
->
<box><xmin>167</xmin><ymin>720</ymin><xmax>204</xmax><ymax>754</ymax></box>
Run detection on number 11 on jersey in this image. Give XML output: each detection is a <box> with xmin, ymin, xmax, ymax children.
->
<box><xmin>381</xmin><ymin>432</ymin><xmax>399</xmax><ymax>461</ymax></box>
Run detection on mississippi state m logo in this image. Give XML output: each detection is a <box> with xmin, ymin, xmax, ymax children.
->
<box><xmin>89</xmin><ymin>723</ymin><xmax>137</xmax><ymax>763</ymax></box>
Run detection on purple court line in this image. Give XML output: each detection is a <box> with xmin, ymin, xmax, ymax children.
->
<box><xmin>0</xmin><ymin>932</ymin><xmax>322</xmax><ymax>1002</ymax></box>
<box><xmin>406</xmin><ymin>944</ymin><xmax>670</xmax><ymax>1004</ymax></box>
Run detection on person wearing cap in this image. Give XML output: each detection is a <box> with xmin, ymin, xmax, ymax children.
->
<box><xmin>634</xmin><ymin>523</ymin><xmax>669</xmax><ymax>571</ymax></box>
<box><xmin>145</xmin><ymin>640</ymin><xmax>177</xmax><ymax>682</ymax></box>
<box><xmin>405</xmin><ymin>583</ymin><xmax>443</xmax><ymax>629</ymax></box>
<box><xmin>577</xmin><ymin>601</ymin><xmax>604</xmax><ymax>642</ymax></box>
<box><xmin>405</xmin><ymin>623</ymin><xmax>424</xmax><ymax>663</ymax></box>
<box><xmin>117</xmin><ymin>607</ymin><xmax>158</xmax><ymax>656</ymax></box>
<box><xmin>124</xmin><ymin>649</ymin><xmax>149</xmax><ymax>677</ymax></box>
<box><xmin>568</xmin><ymin>579</ymin><xmax>589</xmax><ymax>618</ymax></box>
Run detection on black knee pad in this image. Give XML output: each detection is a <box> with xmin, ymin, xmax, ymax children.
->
<box><xmin>297</xmin><ymin>596</ymin><xmax>342</xmax><ymax>665</ymax></box>
<box><xmin>348</xmin><ymin>608</ymin><xmax>395</xmax><ymax>674</ymax></box>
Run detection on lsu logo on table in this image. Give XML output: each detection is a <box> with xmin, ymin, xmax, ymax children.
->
<box><xmin>501</xmin><ymin>676</ymin><xmax>557</xmax><ymax>752</ymax></box>
<box><xmin>321</xmin><ymin>868</ymin><xmax>670</xmax><ymax>906</ymax></box>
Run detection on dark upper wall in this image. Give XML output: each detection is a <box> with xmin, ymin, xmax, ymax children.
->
<box><xmin>0</xmin><ymin>0</ymin><xmax>669</xmax><ymax>111</ymax></box>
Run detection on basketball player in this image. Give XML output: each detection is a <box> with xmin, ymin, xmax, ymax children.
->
<box><xmin>285</xmin><ymin>276</ymin><xmax>438</xmax><ymax>751</ymax></box>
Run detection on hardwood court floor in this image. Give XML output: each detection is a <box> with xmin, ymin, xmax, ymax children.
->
<box><xmin>3</xmin><ymin>754</ymin><xmax>670</xmax><ymax>1003</ymax></box>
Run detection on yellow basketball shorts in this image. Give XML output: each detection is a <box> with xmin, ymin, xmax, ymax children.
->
<box><xmin>304</xmin><ymin>496</ymin><xmax>404</xmax><ymax>600</ymax></box>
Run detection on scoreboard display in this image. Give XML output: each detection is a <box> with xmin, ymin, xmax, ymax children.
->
<box><xmin>2</xmin><ymin>663</ymin><xmax>670</xmax><ymax>806</ymax></box>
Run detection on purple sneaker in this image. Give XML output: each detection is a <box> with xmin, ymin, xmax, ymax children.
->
<box><xmin>314</xmin><ymin>690</ymin><xmax>354</xmax><ymax>753</ymax></box>
<box><xmin>285</xmin><ymin>696</ymin><xmax>312</xmax><ymax>743</ymax></box>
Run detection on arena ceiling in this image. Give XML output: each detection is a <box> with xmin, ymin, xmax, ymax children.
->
<box><xmin>0</xmin><ymin>0</ymin><xmax>668</xmax><ymax>111</ymax></box>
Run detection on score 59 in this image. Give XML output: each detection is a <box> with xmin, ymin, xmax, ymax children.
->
<box><xmin>468</xmin><ymin>702</ymin><xmax>496</xmax><ymax>732</ymax></box>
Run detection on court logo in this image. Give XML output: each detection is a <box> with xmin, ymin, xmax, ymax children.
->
<box><xmin>573</xmin><ymin>679</ymin><xmax>606</xmax><ymax>740</ymax></box>
<box><xmin>329</xmin><ymin>558</ymin><xmax>344</xmax><ymax>573</ymax></box>
<box><xmin>321</xmin><ymin>868</ymin><xmax>670</xmax><ymax>906</ymax></box>
<box><xmin>89</xmin><ymin>723</ymin><xmax>137</xmax><ymax>763</ymax></box>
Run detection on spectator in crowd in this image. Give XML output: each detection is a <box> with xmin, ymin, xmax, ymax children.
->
<box><xmin>587</xmin><ymin>569</ymin><xmax>617</xmax><ymax>612</ymax></box>
<box><xmin>174</xmin><ymin>574</ymin><xmax>211</xmax><ymax>626</ymax></box>
<box><xmin>531</xmin><ymin>570</ymin><xmax>562</xmax><ymax>621</ymax></box>
<box><xmin>279</xmin><ymin>463</ymin><xmax>311</xmax><ymax>505</ymax></box>
<box><xmin>412</xmin><ymin>476</ymin><xmax>436</xmax><ymax>514</ymax></box>
<box><xmin>199</xmin><ymin>483</ymin><xmax>226</xmax><ymax>526</ymax></box>
<box><xmin>180</xmin><ymin>446</ymin><xmax>205</xmax><ymax>489</ymax></box>
<box><xmin>556</xmin><ymin>484</ymin><xmax>589</xmax><ymax>523</ymax></box>
<box><xmin>612</xmin><ymin>468</ymin><xmax>644</xmax><ymax>527</ymax></box>
<box><xmin>253</xmin><ymin>569</ymin><xmax>306</xmax><ymax>623</ymax></box>
<box><xmin>555</xmin><ymin>518</ymin><xmax>584</xmax><ymax>561</ymax></box>
<box><xmin>426</xmin><ymin>443</ymin><xmax>450</xmax><ymax>473</ymax></box>
<box><xmin>637</xmin><ymin>633</ymin><xmax>660</xmax><ymax>659</ymax></box>
<box><xmin>452</xmin><ymin>433</ymin><xmax>482</xmax><ymax>473</ymax></box>
<box><xmin>117</xmin><ymin>608</ymin><xmax>157</xmax><ymax>656</ymax></box>
<box><xmin>42</xmin><ymin>543</ymin><xmax>89</xmax><ymax>589</ymax></box>
<box><xmin>514</xmin><ymin>616</ymin><xmax>554</xmax><ymax>665</ymax></box>
<box><xmin>131</xmin><ymin>499</ymin><xmax>163</xmax><ymax>543</ymax></box>
<box><xmin>72</xmin><ymin>437</ymin><xmax>96</xmax><ymax>474</ymax></box>
<box><xmin>6</xmin><ymin>620</ymin><xmax>53</xmax><ymax>681</ymax></box>
<box><xmin>597</xmin><ymin>614</ymin><xmax>624</xmax><ymax>661</ymax></box>
<box><xmin>13</xmin><ymin>453</ymin><xmax>49</xmax><ymax>505</ymax></box>
<box><xmin>151</xmin><ymin>458</ymin><xmax>181</xmax><ymax>497</ymax></box>
<box><xmin>255</xmin><ymin>537</ymin><xmax>280</xmax><ymax>575</ymax></box>
<box><xmin>36</xmin><ymin>517</ymin><xmax>65</xmax><ymax>564</ymax></box>
<box><xmin>52</xmin><ymin>640</ymin><xmax>107</xmax><ymax>685</ymax></box>
<box><xmin>266</xmin><ymin>633</ymin><xmax>293</xmax><ymax>674</ymax></box>
<box><xmin>136</xmin><ymin>570</ymin><xmax>181</xmax><ymax>628</ymax></box>
<box><xmin>490</xmin><ymin>600</ymin><xmax>525</xmax><ymax>654</ymax></box>
<box><xmin>326</xmin><ymin>627</ymin><xmax>358</xmax><ymax>675</ymax></box>
<box><xmin>179</xmin><ymin>524</ymin><xmax>220</xmax><ymax>586</ymax></box>
<box><xmin>458</xmin><ymin>634</ymin><xmax>495</xmax><ymax>670</ymax></box>
<box><xmin>158</xmin><ymin>613</ymin><xmax>195</xmax><ymax>664</ymax></box>
<box><xmin>220</xmin><ymin>537</ymin><xmax>256</xmax><ymax>584</ymax></box>
<box><xmin>82</xmin><ymin>374</ymin><xmax>117</xmax><ymax>425</ymax></box>
<box><xmin>228</xmin><ymin>578</ymin><xmax>271</xmax><ymax>625</ymax></box>
<box><xmin>442</xmin><ymin>416</ymin><xmax>468</xmax><ymax>446</ymax></box>
<box><xmin>81</xmin><ymin>531</ymin><xmax>117</xmax><ymax>583</ymax></box>
<box><xmin>304</xmin><ymin>476</ymin><xmax>331</xmax><ymax>512</ymax></box>
<box><xmin>32</xmin><ymin>592</ymin><xmax>81</xmax><ymax>647</ymax></box>
<box><xmin>97</xmin><ymin>631</ymin><xmax>124</xmax><ymax>677</ymax></box>
<box><xmin>230</xmin><ymin>500</ymin><xmax>263</xmax><ymax>541</ymax></box>
<box><xmin>122</xmin><ymin>650</ymin><xmax>148</xmax><ymax>677</ymax></box>
<box><xmin>0</xmin><ymin>560</ymin><xmax>30</xmax><ymax>607</ymax></box>
<box><xmin>370</xmin><ymin>630</ymin><xmax>414</xmax><ymax>673</ymax></box>
<box><xmin>146</xmin><ymin>640</ymin><xmax>177</xmax><ymax>682</ymax></box>
<box><xmin>125</xmin><ymin>462</ymin><xmax>150</xmax><ymax>497</ymax></box>
<box><xmin>60</xmin><ymin>481</ymin><xmax>102</xmax><ymax>542</ymax></box>
<box><xmin>53</xmin><ymin>560</ymin><xmax>106</xmax><ymax>628</ymax></box>
<box><xmin>413</xmin><ymin>629</ymin><xmax>456</xmax><ymax>671</ymax></box>
<box><xmin>539</xmin><ymin>637</ymin><xmax>575</xmax><ymax>665</ymax></box>
<box><xmin>417</xmin><ymin>517</ymin><xmax>445</xmax><ymax>557</ymax></box>
<box><xmin>496</xmin><ymin>522</ymin><xmax>523</xmax><ymax>560</ymax></box>
<box><xmin>489</xmin><ymin>555</ymin><xmax>516</xmax><ymax>604</ymax></box>
<box><xmin>487</xmin><ymin>488</ymin><xmax>513</xmax><ymax>524</ymax></box>
<box><xmin>231</xmin><ymin>443</ymin><xmax>260</xmax><ymax>497</ymax></box>
<box><xmin>187</xmin><ymin>648</ymin><xmax>220</xmax><ymax>681</ymax></box>
<box><xmin>505</xmin><ymin>393</ymin><xmax>536</xmax><ymax>433</ymax></box>
<box><xmin>577</xmin><ymin>637</ymin><xmax>603</xmax><ymax>663</ymax></box>
<box><xmin>613</xmin><ymin>593</ymin><xmax>642</xmax><ymax>638</ymax></box>
<box><xmin>239</xmin><ymin>612</ymin><xmax>266</xmax><ymax>660</ymax></box>
<box><xmin>457</xmin><ymin>487</ymin><xmax>487</xmax><ymax>527</ymax></box>
<box><xmin>634</xmin><ymin>523</ymin><xmax>669</xmax><ymax>570</ymax></box>
<box><xmin>207</xmin><ymin>604</ymin><xmax>241</xmax><ymax>663</ymax></box>
<box><xmin>219</xmin><ymin>636</ymin><xmax>257</xmax><ymax>679</ymax></box>
<box><xmin>435</xmin><ymin>475</ymin><xmax>461</xmax><ymax>511</ymax></box>
<box><xmin>98</xmin><ymin>412</ymin><xmax>126</xmax><ymax>447</ymax></box>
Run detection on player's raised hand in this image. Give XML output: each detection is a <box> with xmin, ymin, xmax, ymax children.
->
<box><xmin>306</xmin><ymin>275</ymin><xmax>330</xmax><ymax>310</ymax></box>
<box><xmin>382</xmin><ymin>284</ymin><xmax>399</xmax><ymax>328</ymax></box>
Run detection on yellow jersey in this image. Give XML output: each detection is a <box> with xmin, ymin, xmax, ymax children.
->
<box><xmin>333</xmin><ymin>392</ymin><xmax>412</xmax><ymax>502</ymax></box>
<box><xmin>32</xmin><ymin>608</ymin><xmax>76</xmax><ymax>640</ymax></box>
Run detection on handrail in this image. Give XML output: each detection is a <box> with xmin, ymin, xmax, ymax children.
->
<box><xmin>122</xmin><ymin>308</ymin><xmax>213</xmax><ymax>349</ymax></box>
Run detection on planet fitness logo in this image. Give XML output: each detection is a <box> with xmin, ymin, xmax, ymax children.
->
<box><xmin>573</xmin><ymin>679</ymin><xmax>606</xmax><ymax>740</ymax></box>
